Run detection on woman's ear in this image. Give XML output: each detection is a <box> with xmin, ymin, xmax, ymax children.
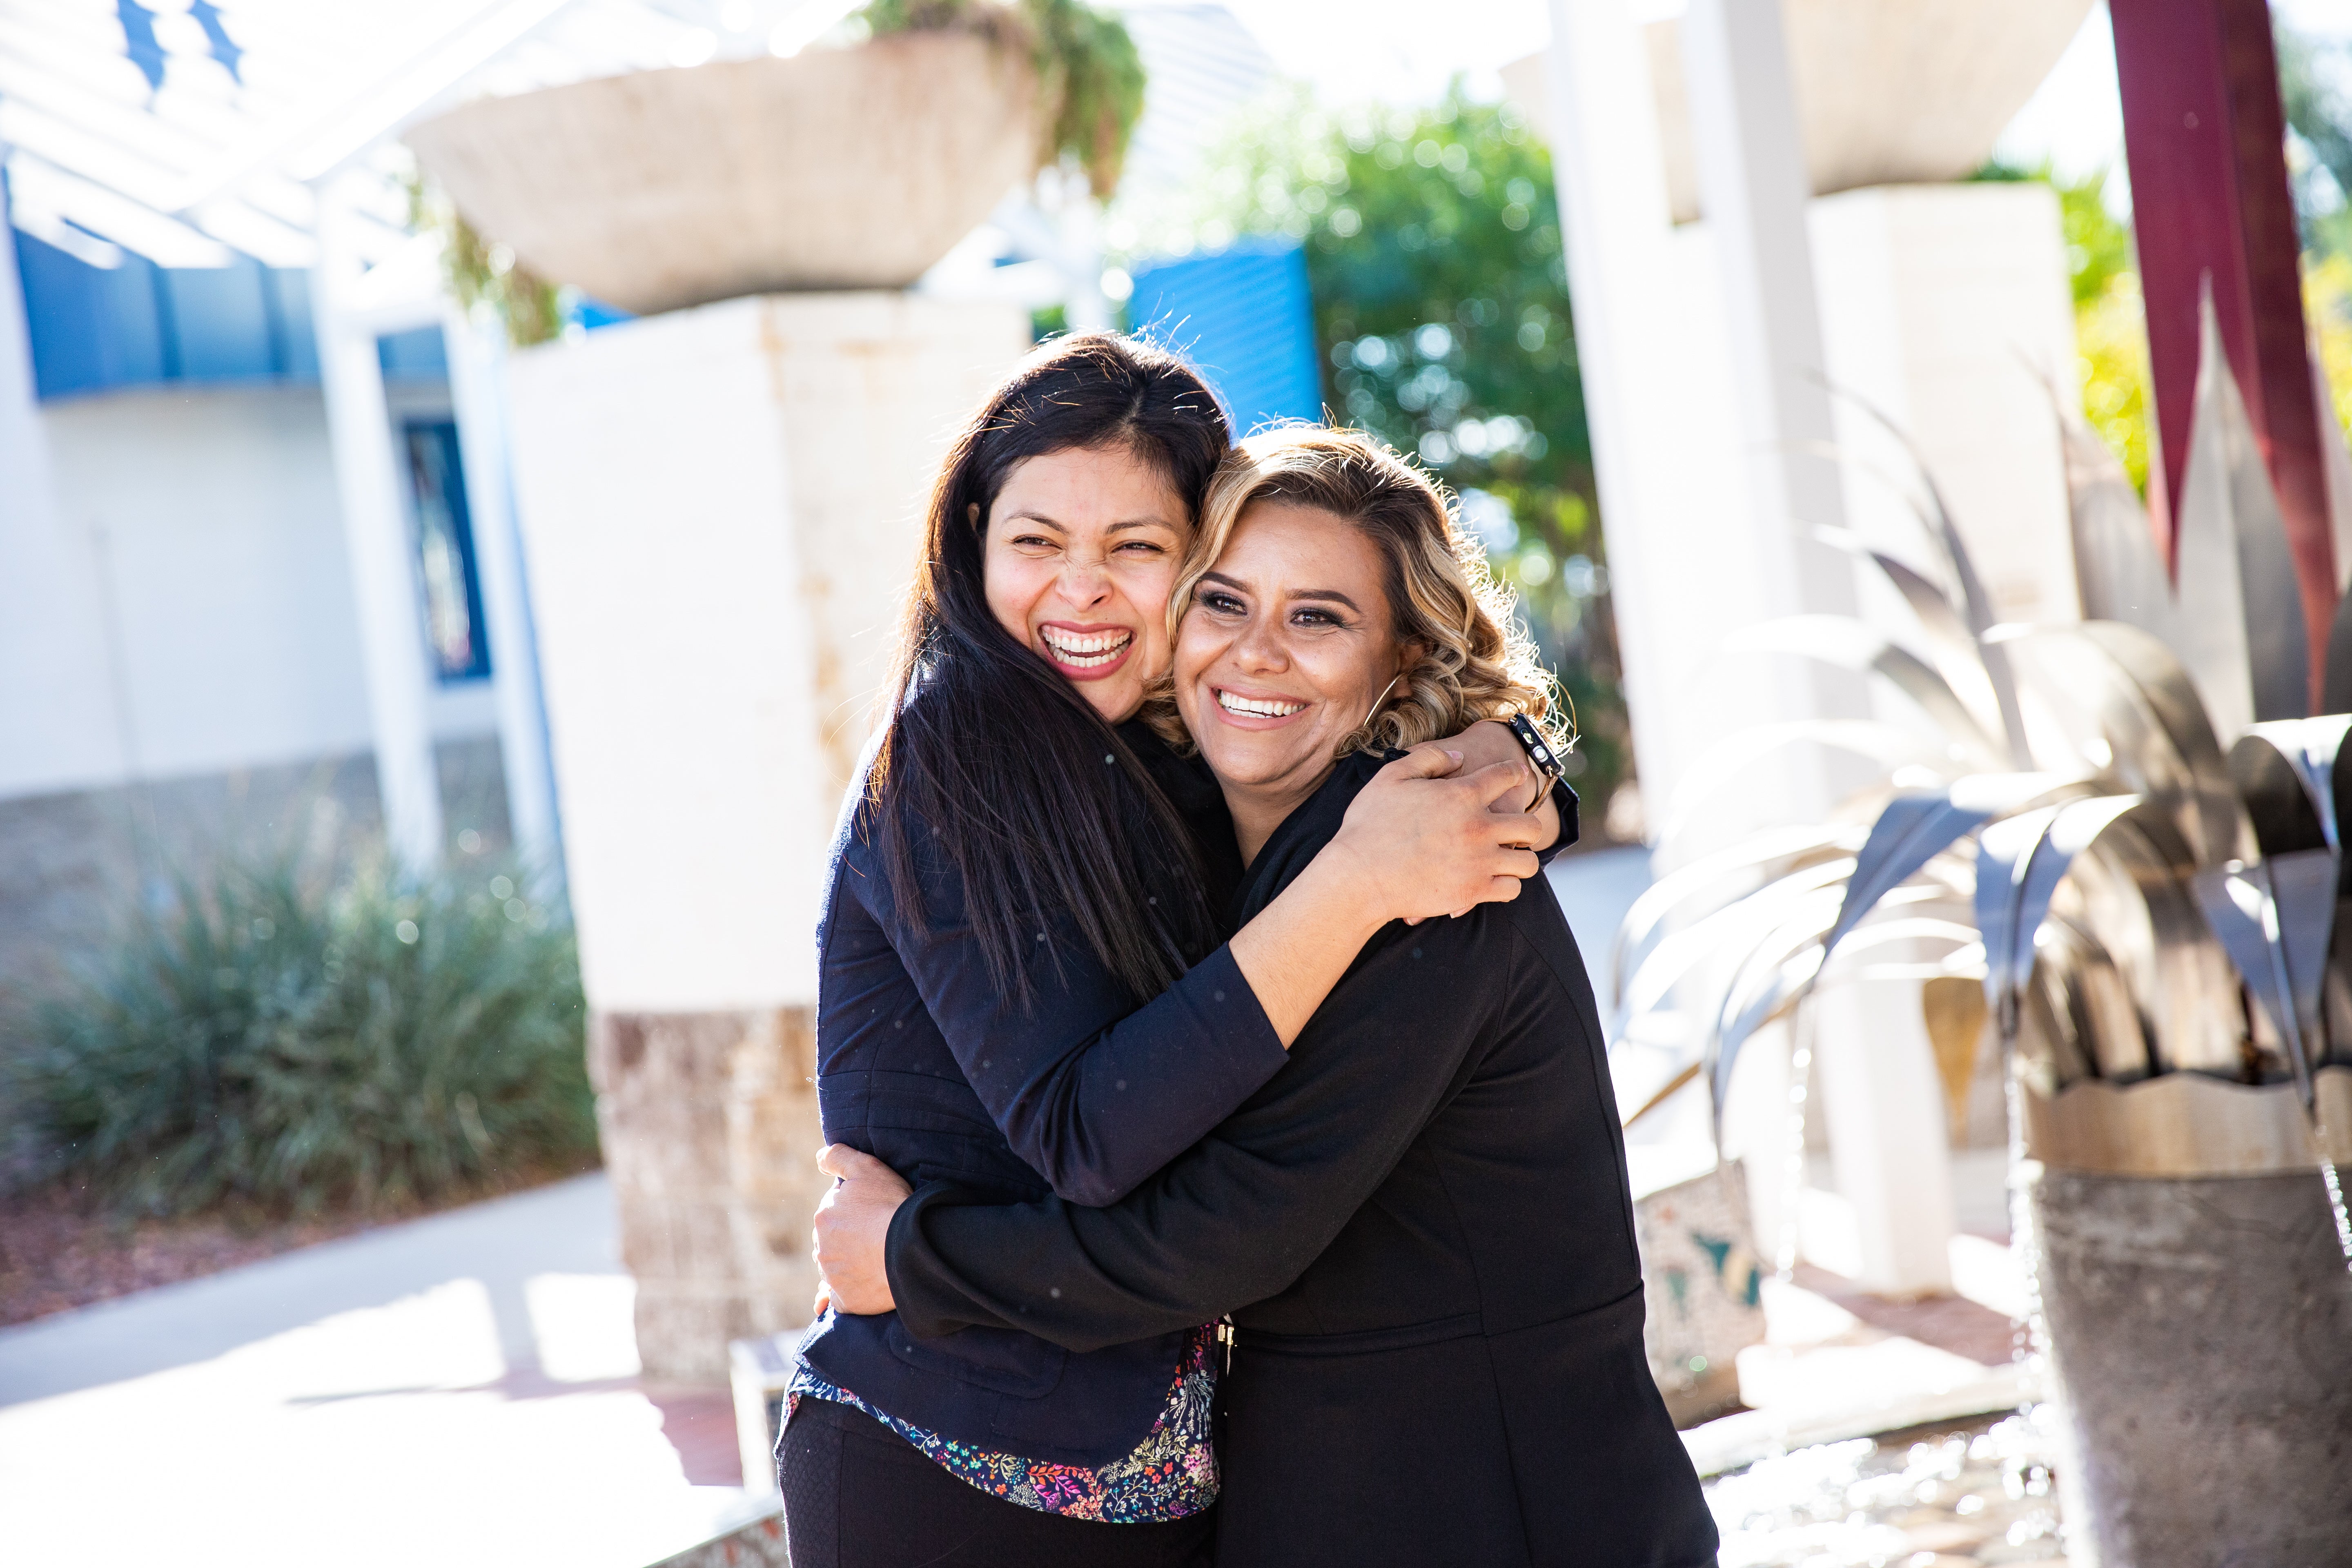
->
<box><xmin>967</xmin><ymin>501</ymin><xmax>983</xmax><ymax>530</ymax></box>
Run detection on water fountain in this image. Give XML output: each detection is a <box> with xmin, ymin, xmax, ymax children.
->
<box><xmin>1613</xmin><ymin>303</ymin><xmax>2352</xmax><ymax>1564</ymax></box>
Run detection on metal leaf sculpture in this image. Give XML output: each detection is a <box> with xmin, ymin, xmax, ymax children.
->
<box><xmin>1613</xmin><ymin>373</ymin><xmax>2352</xmax><ymax>1166</ymax></box>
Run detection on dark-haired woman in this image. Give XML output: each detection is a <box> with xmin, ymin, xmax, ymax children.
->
<box><xmin>780</xmin><ymin>335</ymin><xmax>1559</xmax><ymax>1568</ymax></box>
<box><xmin>812</xmin><ymin>427</ymin><xmax>1719</xmax><ymax>1568</ymax></box>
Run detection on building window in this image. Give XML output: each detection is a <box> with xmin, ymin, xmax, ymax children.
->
<box><xmin>404</xmin><ymin>420</ymin><xmax>491</xmax><ymax>682</ymax></box>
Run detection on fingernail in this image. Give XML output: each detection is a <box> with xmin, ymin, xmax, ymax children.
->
<box><xmin>1445</xmin><ymin>749</ymin><xmax>1462</xmax><ymax>762</ymax></box>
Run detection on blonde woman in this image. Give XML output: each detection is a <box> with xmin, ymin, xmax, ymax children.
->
<box><xmin>816</xmin><ymin>427</ymin><xmax>1718</xmax><ymax>1568</ymax></box>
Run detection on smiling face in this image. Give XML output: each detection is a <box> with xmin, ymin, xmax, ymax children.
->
<box><xmin>1176</xmin><ymin>500</ymin><xmax>1409</xmax><ymax>856</ymax></box>
<box><xmin>982</xmin><ymin>443</ymin><xmax>1189</xmax><ymax>723</ymax></box>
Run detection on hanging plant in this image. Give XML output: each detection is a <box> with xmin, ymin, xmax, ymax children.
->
<box><xmin>405</xmin><ymin>175</ymin><xmax>565</xmax><ymax>348</ymax></box>
<box><xmin>855</xmin><ymin>0</ymin><xmax>1146</xmax><ymax>198</ymax></box>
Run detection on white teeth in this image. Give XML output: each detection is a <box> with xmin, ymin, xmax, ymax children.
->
<box><xmin>1041</xmin><ymin>627</ymin><xmax>1133</xmax><ymax>667</ymax></box>
<box><xmin>1217</xmin><ymin>690</ymin><xmax>1306</xmax><ymax>718</ymax></box>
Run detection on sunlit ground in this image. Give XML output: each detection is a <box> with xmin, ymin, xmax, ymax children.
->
<box><xmin>0</xmin><ymin>1177</ymin><xmax>761</xmax><ymax>1568</ymax></box>
<box><xmin>1708</xmin><ymin>1413</ymin><xmax>2067</xmax><ymax>1568</ymax></box>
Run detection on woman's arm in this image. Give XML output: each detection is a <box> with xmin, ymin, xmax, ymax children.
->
<box><xmin>1227</xmin><ymin>747</ymin><xmax>1543</xmax><ymax>1041</ymax></box>
<box><xmin>815</xmin><ymin>909</ymin><xmax>1513</xmax><ymax>1350</ymax></box>
<box><xmin>856</xmin><ymin>751</ymin><xmax>1540</xmax><ymax>1208</ymax></box>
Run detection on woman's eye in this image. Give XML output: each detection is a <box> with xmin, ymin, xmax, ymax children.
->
<box><xmin>1292</xmin><ymin>609</ymin><xmax>1343</xmax><ymax>629</ymax></box>
<box><xmin>1116</xmin><ymin>540</ymin><xmax>1166</xmax><ymax>555</ymax></box>
<box><xmin>1200</xmin><ymin>591</ymin><xmax>1245</xmax><ymax>614</ymax></box>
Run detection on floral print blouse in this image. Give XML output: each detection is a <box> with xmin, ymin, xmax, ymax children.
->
<box><xmin>786</xmin><ymin>1323</ymin><xmax>1219</xmax><ymax>1523</ymax></box>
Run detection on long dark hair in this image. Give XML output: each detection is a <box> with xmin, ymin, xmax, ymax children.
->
<box><xmin>869</xmin><ymin>333</ymin><xmax>1230</xmax><ymax>1005</ymax></box>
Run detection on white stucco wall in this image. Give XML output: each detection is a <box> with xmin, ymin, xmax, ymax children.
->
<box><xmin>3</xmin><ymin>382</ymin><xmax>499</xmax><ymax>804</ymax></box>
<box><xmin>0</xmin><ymin>235</ymin><xmax>129</xmax><ymax>801</ymax></box>
<box><xmin>1811</xmin><ymin>182</ymin><xmax>2082</xmax><ymax>625</ymax></box>
<box><xmin>504</xmin><ymin>292</ymin><xmax>1030</xmax><ymax>1013</ymax></box>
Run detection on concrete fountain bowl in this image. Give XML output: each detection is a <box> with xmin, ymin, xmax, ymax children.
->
<box><xmin>405</xmin><ymin>33</ymin><xmax>1038</xmax><ymax>317</ymax></box>
<box><xmin>1648</xmin><ymin>0</ymin><xmax>2095</xmax><ymax>222</ymax></box>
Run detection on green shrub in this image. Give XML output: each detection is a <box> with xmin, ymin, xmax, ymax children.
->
<box><xmin>13</xmin><ymin>854</ymin><xmax>594</xmax><ymax>1217</ymax></box>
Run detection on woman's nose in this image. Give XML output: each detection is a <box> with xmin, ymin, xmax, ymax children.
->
<box><xmin>1055</xmin><ymin>555</ymin><xmax>1111</xmax><ymax>608</ymax></box>
<box><xmin>1232</xmin><ymin>612</ymin><xmax>1288</xmax><ymax>670</ymax></box>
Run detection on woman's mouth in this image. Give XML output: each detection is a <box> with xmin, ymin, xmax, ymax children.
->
<box><xmin>1040</xmin><ymin>624</ymin><xmax>1136</xmax><ymax>680</ymax></box>
<box><xmin>1214</xmin><ymin>687</ymin><xmax>1309</xmax><ymax>723</ymax></box>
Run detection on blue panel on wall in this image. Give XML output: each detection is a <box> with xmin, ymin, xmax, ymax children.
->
<box><xmin>12</xmin><ymin>224</ymin><xmax>332</xmax><ymax>400</ymax></box>
<box><xmin>13</xmin><ymin>229</ymin><xmax>167</xmax><ymax>398</ymax></box>
<box><xmin>573</xmin><ymin>296</ymin><xmax>634</xmax><ymax>332</ymax></box>
<box><xmin>159</xmin><ymin>260</ymin><xmax>278</xmax><ymax>380</ymax></box>
<box><xmin>378</xmin><ymin>325</ymin><xmax>449</xmax><ymax>379</ymax></box>
<box><xmin>264</xmin><ymin>267</ymin><xmax>319</xmax><ymax>381</ymax></box>
<box><xmin>1128</xmin><ymin>238</ymin><xmax>1322</xmax><ymax>437</ymax></box>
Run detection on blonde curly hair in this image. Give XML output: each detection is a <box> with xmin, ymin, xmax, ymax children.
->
<box><xmin>1144</xmin><ymin>424</ymin><xmax>1572</xmax><ymax>763</ymax></box>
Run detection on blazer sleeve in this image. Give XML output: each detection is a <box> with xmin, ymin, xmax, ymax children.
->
<box><xmin>884</xmin><ymin>918</ymin><xmax>1505</xmax><ymax>1353</ymax></box>
<box><xmin>845</xmin><ymin>823</ymin><xmax>1287</xmax><ymax>1209</ymax></box>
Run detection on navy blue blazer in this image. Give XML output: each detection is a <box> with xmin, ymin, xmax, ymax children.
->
<box><xmin>793</xmin><ymin>722</ymin><xmax>1287</xmax><ymax>1466</ymax></box>
<box><xmin>883</xmin><ymin>759</ymin><xmax>1719</xmax><ymax>1566</ymax></box>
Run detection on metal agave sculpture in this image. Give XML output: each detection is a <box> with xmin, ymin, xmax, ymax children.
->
<box><xmin>1614</xmin><ymin>292</ymin><xmax>2352</xmax><ymax>1187</ymax></box>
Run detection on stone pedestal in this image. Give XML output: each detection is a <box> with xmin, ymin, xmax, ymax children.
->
<box><xmin>589</xmin><ymin>1007</ymin><xmax>829</xmax><ymax>1382</ymax></box>
<box><xmin>2031</xmin><ymin>1165</ymin><xmax>2352</xmax><ymax>1567</ymax></box>
<box><xmin>505</xmin><ymin>292</ymin><xmax>1030</xmax><ymax>1380</ymax></box>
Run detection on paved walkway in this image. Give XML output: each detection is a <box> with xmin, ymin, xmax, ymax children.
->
<box><xmin>0</xmin><ymin>1175</ymin><xmax>765</xmax><ymax>1568</ymax></box>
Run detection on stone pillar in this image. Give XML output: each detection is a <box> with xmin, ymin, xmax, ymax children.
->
<box><xmin>589</xmin><ymin>1008</ymin><xmax>829</xmax><ymax>1381</ymax></box>
<box><xmin>2031</xmin><ymin>1165</ymin><xmax>2352</xmax><ymax>1567</ymax></box>
<box><xmin>504</xmin><ymin>291</ymin><xmax>1029</xmax><ymax>1381</ymax></box>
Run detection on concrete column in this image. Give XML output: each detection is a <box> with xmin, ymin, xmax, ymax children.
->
<box><xmin>503</xmin><ymin>292</ymin><xmax>1029</xmax><ymax>1379</ymax></box>
<box><xmin>1538</xmin><ymin>0</ymin><xmax>1692</xmax><ymax>825</ymax></box>
<box><xmin>309</xmin><ymin>177</ymin><xmax>443</xmax><ymax>871</ymax></box>
<box><xmin>1810</xmin><ymin>976</ymin><xmax>1957</xmax><ymax>1293</ymax></box>
<box><xmin>1678</xmin><ymin>0</ymin><xmax>1863</xmax><ymax>717</ymax></box>
<box><xmin>1676</xmin><ymin>0</ymin><xmax>1956</xmax><ymax>1296</ymax></box>
<box><xmin>441</xmin><ymin>307</ymin><xmax>562</xmax><ymax>892</ymax></box>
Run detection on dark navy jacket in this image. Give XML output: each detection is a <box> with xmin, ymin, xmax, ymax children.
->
<box><xmin>884</xmin><ymin>759</ymin><xmax>1718</xmax><ymax>1566</ymax></box>
<box><xmin>793</xmin><ymin>722</ymin><xmax>1287</xmax><ymax>1466</ymax></box>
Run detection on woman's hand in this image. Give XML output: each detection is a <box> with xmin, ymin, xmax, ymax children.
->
<box><xmin>811</xmin><ymin>1144</ymin><xmax>914</xmax><ymax>1316</ymax></box>
<box><xmin>1326</xmin><ymin>747</ymin><xmax>1545</xmax><ymax>926</ymax></box>
<box><xmin>1417</xmin><ymin>719</ymin><xmax>1562</xmax><ymax>846</ymax></box>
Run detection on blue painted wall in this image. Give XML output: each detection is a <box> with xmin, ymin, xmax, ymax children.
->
<box><xmin>1128</xmin><ymin>238</ymin><xmax>1322</xmax><ymax>437</ymax></box>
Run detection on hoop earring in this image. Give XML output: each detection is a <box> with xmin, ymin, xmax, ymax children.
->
<box><xmin>1363</xmin><ymin>671</ymin><xmax>1404</xmax><ymax>731</ymax></box>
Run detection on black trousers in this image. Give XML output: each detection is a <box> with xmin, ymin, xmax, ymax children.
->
<box><xmin>778</xmin><ymin>1395</ymin><xmax>1216</xmax><ymax>1568</ymax></box>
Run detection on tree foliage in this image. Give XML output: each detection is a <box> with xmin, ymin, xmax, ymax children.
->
<box><xmin>1169</xmin><ymin>84</ymin><xmax>1630</xmax><ymax>813</ymax></box>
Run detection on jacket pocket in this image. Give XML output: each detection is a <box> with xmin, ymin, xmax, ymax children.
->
<box><xmin>884</xmin><ymin>1319</ymin><xmax>1068</xmax><ymax>1399</ymax></box>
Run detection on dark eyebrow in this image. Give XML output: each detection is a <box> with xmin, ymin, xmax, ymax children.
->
<box><xmin>999</xmin><ymin>512</ymin><xmax>1178</xmax><ymax>534</ymax></box>
<box><xmin>1198</xmin><ymin>570</ymin><xmax>1361</xmax><ymax>614</ymax></box>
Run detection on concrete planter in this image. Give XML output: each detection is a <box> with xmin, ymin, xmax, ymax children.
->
<box><xmin>405</xmin><ymin>34</ymin><xmax>1038</xmax><ymax>315</ymax></box>
<box><xmin>2023</xmin><ymin>1069</ymin><xmax>2352</xmax><ymax>1567</ymax></box>
<box><xmin>1643</xmin><ymin>0</ymin><xmax>2095</xmax><ymax>222</ymax></box>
